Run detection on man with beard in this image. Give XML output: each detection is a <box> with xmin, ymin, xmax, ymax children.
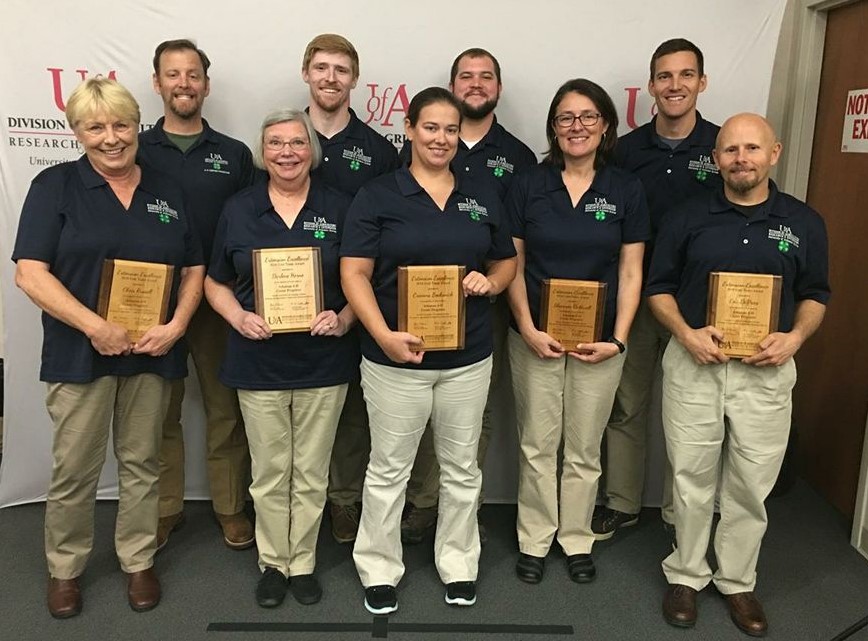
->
<box><xmin>400</xmin><ymin>48</ymin><xmax>537</xmax><ymax>545</ymax></box>
<box><xmin>301</xmin><ymin>34</ymin><xmax>399</xmax><ymax>546</ymax></box>
<box><xmin>647</xmin><ymin>113</ymin><xmax>829</xmax><ymax>635</ymax></box>
<box><xmin>138</xmin><ymin>39</ymin><xmax>256</xmax><ymax>552</ymax></box>
<box><xmin>594</xmin><ymin>39</ymin><xmax>722</xmax><ymax>547</ymax></box>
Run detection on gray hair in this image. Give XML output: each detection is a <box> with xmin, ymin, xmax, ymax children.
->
<box><xmin>253</xmin><ymin>108</ymin><xmax>322</xmax><ymax>170</ymax></box>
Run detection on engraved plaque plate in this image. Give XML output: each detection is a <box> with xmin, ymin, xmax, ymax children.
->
<box><xmin>398</xmin><ymin>265</ymin><xmax>466</xmax><ymax>351</ymax></box>
<box><xmin>253</xmin><ymin>247</ymin><xmax>323</xmax><ymax>333</ymax></box>
<box><xmin>97</xmin><ymin>259</ymin><xmax>174</xmax><ymax>343</ymax></box>
<box><xmin>539</xmin><ymin>278</ymin><xmax>607</xmax><ymax>352</ymax></box>
<box><xmin>707</xmin><ymin>271</ymin><xmax>782</xmax><ymax>358</ymax></box>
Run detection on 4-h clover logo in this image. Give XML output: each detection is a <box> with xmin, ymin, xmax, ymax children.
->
<box><xmin>212</xmin><ymin>162</ymin><xmax>221</xmax><ymax>170</ymax></box>
<box><xmin>493</xmin><ymin>166</ymin><xmax>505</xmax><ymax>177</ymax></box>
<box><xmin>695</xmin><ymin>169</ymin><xmax>708</xmax><ymax>182</ymax></box>
<box><xmin>470</xmin><ymin>212</ymin><xmax>481</xmax><ymax>221</ymax></box>
<box><xmin>159</xmin><ymin>213</ymin><xmax>171</xmax><ymax>224</ymax></box>
<box><xmin>349</xmin><ymin>159</ymin><xmax>361</xmax><ymax>171</ymax></box>
<box><xmin>314</xmin><ymin>230</ymin><xmax>326</xmax><ymax>239</ymax></box>
<box><xmin>777</xmin><ymin>240</ymin><xmax>790</xmax><ymax>253</ymax></box>
<box><xmin>595</xmin><ymin>210</ymin><xmax>606</xmax><ymax>221</ymax></box>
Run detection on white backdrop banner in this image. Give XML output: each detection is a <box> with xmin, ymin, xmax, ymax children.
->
<box><xmin>0</xmin><ymin>0</ymin><xmax>787</xmax><ymax>507</ymax></box>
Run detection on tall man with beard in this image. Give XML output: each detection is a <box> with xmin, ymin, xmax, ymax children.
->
<box><xmin>648</xmin><ymin>114</ymin><xmax>829</xmax><ymax>635</ymax></box>
<box><xmin>399</xmin><ymin>48</ymin><xmax>537</xmax><ymax>544</ymax></box>
<box><xmin>300</xmin><ymin>34</ymin><xmax>399</xmax><ymax>545</ymax></box>
<box><xmin>138</xmin><ymin>39</ymin><xmax>256</xmax><ymax>551</ymax></box>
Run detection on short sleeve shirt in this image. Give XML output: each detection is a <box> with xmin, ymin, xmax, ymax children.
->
<box><xmin>340</xmin><ymin>167</ymin><xmax>516</xmax><ymax>369</ymax></box>
<box><xmin>12</xmin><ymin>157</ymin><xmax>203</xmax><ymax>383</ymax></box>
<box><xmin>209</xmin><ymin>177</ymin><xmax>356</xmax><ymax>390</ymax></box>
<box><xmin>507</xmin><ymin>162</ymin><xmax>651</xmax><ymax>337</ymax></box>
<box><xmin>646</xmin><ymin>182</ymin><xmax>830</xmax><ymax>331</ymax></box>
<box><xmin>138</xmin><ymin>117</ymin><xmax>256</xmax><ymax>263</ymax></box>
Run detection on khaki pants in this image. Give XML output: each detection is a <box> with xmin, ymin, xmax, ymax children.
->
<box><xmin>159</xmin><ymin>303</ymin><xmax>249</xmax><ymax>517</ymax></box>
<box><xmin>44</xmin><ymin>374</ymin><xmax>171</xmax><ymax>578</ymax></box>
<box><xmin>604</xmin><ymin>300</ymin><xmax>674</xmax><ymax>520</ymax></box>
<box><xmin>238</xmin><ymin>384</ymin><xmax>346</xmax><ymax>576</ymax></box>
<box><xmin>353</xmin><ymin>356</ymin><xmax>491</xmax><ymax>587</ymax></box>
<box><xmin>406</xmin><ymin>296</ymin><xmax>510</xmax><ymax>509</ymax></box>
<box><xmin>327</xmin><ymin>379</ymin><xmax>370</xmax><ymax>506</ymax></box>
<box><xmin>660</xmin><ymin>339</ymin><xmax>795</xmax><ymax>594</ymax></box>
<box><xmin>509</xmin><ymin>330</ymin><xmax>625</xmax><ymax>556</ymax></box>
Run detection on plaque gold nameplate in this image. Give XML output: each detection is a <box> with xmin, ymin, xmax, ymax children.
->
<box><xmin>97</xmin><ymin>259</ymin><xmax>174</xmax><ymax>343</ymax></box>
<box><xmin>707</xmin><ymin>271</ymin><xmax>782</xmax><ymax>358</ymax></box>
<box><xmin>397</xmin><ymin>265</ymin><xmax>466</xmax><ymax>351</ymax></box>
<box><xmin>253</xmin><ymin>247</ymin><xmax>323</xmax><ymax>333</ymax></box>
<box><xmin>539</xmin><ymin>279</ymin><xmax>607</xmax><ymax>352</ymax></box>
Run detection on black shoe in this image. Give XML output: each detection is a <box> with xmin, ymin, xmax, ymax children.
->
<box><xmin>663</xmin><ymin>521</ymin><xmax>678</xmax><ymax>551</ymax></box>
<box><xmin>591</xmin><ymin>506</ymin><xmax>639</xmax><ymax>541</ymax></box>
<box><xmin>401</xmin><ymin>504</ymin><xmax>437</xmax><ymax>544</ymax></box>
<box><xmin>290</xmin><ymin>573</ymin><xmax>322</xmax><ymax>605</ymax></box>
<box><xmin>515</xmin><ymin>553</ymin><xmax>545</xmax><ymax>584</ymax></box>
<box><xmin>256</xmin><ymin>567</ymin><xmax>287</xmax><ymax>608</ymax></box>
<box><xmin>364</xmin><ymin>584</ymin><xmax>398</xmax><ymax>614</ymax></box>
<box><xmin>566</xmin><ymin>554</ymin><xmax>596</xmax><ymax>583</ymax></box>
<box><xmin>445</xmin><ymin>581</ymin><xmax>476</xmax><ymax>606</ymax></box>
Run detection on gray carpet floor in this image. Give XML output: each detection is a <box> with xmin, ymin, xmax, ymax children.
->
<box><xmin>1</xmin><ymin>479</ymin><xmax>867</xmax><ymax>641</ymax></box>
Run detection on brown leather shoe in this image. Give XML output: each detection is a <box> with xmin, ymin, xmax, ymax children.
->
<box><xmin>663</xmin><ymin>583</ymin><xmax>697</xmax><ymax>628</ymax></box>
<box><xmin>47</xmin><ymin>577</ymin><xmax>82</xmax><ymax>619</ymax></box>
<box><xmin>330</xmin><ymin>502</ymin><xmax>361</xmax><ymax>544</ymax></box>
<box><xmin>156</xmin><ymin>512</ymin><xmax>185</xmax><ymax>552</ymax></box>
<box><xmin>127</xmin><ymin>568</ymin><xmax>161</xmax><ymax>612</ymax></box>
<box><xmin>216</xmin><ymin>511</ymin><xmax>255</xmax><ymax>550</ymax></box>
<box><xmin>725</xmin><ymin>591</ymin><xmax>768</xmax><ymax>637</ymax></box>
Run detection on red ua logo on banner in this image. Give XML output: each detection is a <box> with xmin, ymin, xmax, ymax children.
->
<box><xmin>364</xmin><ymin>83</ymin><xmax>410</xmax><ymax>127</ymax></box>
<box><xmin>47</xmin><ymin>68</ymin><xmax>118</xmax><ymax>112</ymax></box>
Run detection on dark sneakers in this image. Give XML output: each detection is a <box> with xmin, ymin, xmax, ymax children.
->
<box><xmin>290</xmin><ymin>574</ymin><xmax>322</xmax><ymax>605</ymax></box>
<box><xmin>591</xmin><ymin>506</ymin><xmax>639</xmax><ymax>541</ymax></box>
<box><xmin>445</xmin><ymin>581</ymin><xmax>477</xmax><ymax>606</ymax></box>
<box><xmin>256</xmin><ymin>567</ymin><xmax>287</xmax><ymax>608</ymax></box>
<box><xmin>364</xmin><ymin>585</ymin><xmax>398</xmax><ymax>615</ymax></box>
<box><xmin>515</xmin><ymin>553</ymin><xmax>545</xmax><ymax>584</ymax></box>
<box><xmin>330</xmin><ymin>502</ymin><xmax>361</xmax><ymax>544</ymax></box>
<box><xmin>566</xmin><ymin>554</ymin><xmax>596</xmax><ymax>583</ymax></box>
<box><xmin>400</xmin><ymin>504</ymin><xmax>437</xmax><ymax>544</ymax></box>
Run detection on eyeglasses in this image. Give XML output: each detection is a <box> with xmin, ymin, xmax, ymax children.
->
<box><xmin>553</xmin><ymin>112</ymin><xmax>601</xmax><ymax>129</ymax></box>
<box><xmin>264</xmin><ymin>138</ymin><xmax>309</xmax><ymax>151</ymax></box>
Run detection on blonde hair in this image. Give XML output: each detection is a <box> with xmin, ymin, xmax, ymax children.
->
<box><xmin>302</xmin><ymin>33</ymin><xmax>360</xmax><ymax>79</ymax></box>
<box><xmin>65</xmin><ymin>77</ymin><xmax>140</xmax><ymax>129</ymax></box>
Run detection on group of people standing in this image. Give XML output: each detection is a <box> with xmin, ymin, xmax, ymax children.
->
<box><xmin>13</xmin><ymin>32</ymin><xmax>829</xmax><ymax>639</ymax></box>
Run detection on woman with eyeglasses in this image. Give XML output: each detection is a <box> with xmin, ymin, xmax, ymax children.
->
<box><xmin>506</xmin><ymin>79</ymin><xmax>650</xmax><ymax>584</ymax></box>
<box><xmin>205</xmin><ymin>108</ymin><xmax>356</xmax><ymax>608</ymax></box>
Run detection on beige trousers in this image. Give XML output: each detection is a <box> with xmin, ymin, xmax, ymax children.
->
<box><xmin>160</xmin><ymin>302</ymin><xmax>249</xmax><ymax>517</ymax></box>
<box><xmin>44</xmin><ymin>374</ymin><xmax>170</xmax><ymax>578</ymax></box>
<box><xmin>604</xmin><ymin>300</ymin><xmax>674</xmax><ymax>520</ymax></box>
<box><xmin>238</xmin><ymin>384</ymin><xmax>346</xmax><ymax>576</ymax></box>
<box><xmin>353</xmin><ymin>356</ymin><xmax>492</xmax><ymax>587</ymax></box>
<box><xmin>660</xmin><ymin>339</ymin><xmax>795</xmax><ymax>594</ymax></box>
<box><xmin>509</xmin><ymin>330</ymin><xmax>625</xmax><ymax>556</ymax></box>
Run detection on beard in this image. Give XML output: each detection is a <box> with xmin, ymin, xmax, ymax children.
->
<box><xmin>461</xmin><ymin>96</ymin><xmax>498</xmax><ymax>120</ymax></box>
<box><xmin>726</xmin><ymin>168</ymin><xmax>763</xmax><ymax>194</ymax></box>
<box><xmin>168</xmin><ymin>98</ymin><xmax>201</xmax><ymax>120</ymax></box>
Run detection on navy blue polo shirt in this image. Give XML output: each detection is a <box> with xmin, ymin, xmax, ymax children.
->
<box><xmin>399</xmin><ymin>117</ymin><xmax>537</xmax><ymax>201</ymax></box>
<box><xmin>209</xmin><ymin>177</ymin><xmax>356</xmax><ymax>390</ymax></box>
<box><xmin>507</xmin><ymin>162</ymin><xmax>651</xmax><ymax>338</ymax></box>
<box><xmin>615</xmin><ymin>113</ymin><xmax>721</xmax><ymax>237</ymax></box>
<box><xmin>12</xmin><ymin>156</ymin><xmax>203</xmax><ymax>383</ymax></box>
<box><xmin>646</xmin><ymin>182</ymin><xmax>830</xmax><ymax>332</ymax></box>
<box><xmin>340</xmin><ymin>166</ymin><xmax>516</xmax><ymax>370</ymax></box>
<box><xmin>138</xmin><ymin>117</ymin><xmax>256</xmax><ymax>262</ymax></box>
<box><xmin>311</xmin><ymin>108</ymin><xmax>399</xmax><ymax>197</ymax></box>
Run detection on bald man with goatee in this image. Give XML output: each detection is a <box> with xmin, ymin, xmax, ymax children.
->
<box><xmin>646</xmin><ymin>114</ymin><xmax>830</xmax><ymax>637</ymax></box>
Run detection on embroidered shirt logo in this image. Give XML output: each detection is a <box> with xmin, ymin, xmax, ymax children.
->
<box><xmin>486</xmin><ymin>155</ymin><xmax>515</xmax><ymax>178</ymax></box>
<box><xmin>584</xmin><ymin>197</ymin><xmax>617</xmax><ymax>221</ymax></box>
<box><xmin>687</xmin><ymin>154</ymin><xmax>719</xmax><ymax>182</ymax></box>
<box><xmin>768</xmin><ymin>225</ymin><xmax>800</xmax><ymax>253</ymax></box>
<box><xmin>204</xmin><ymin>153</ymin><xmax>230</xmax><ymax>175</ymax></box>
<box><xmin>457</xmin><ymin>198</ymin><xmax>489</xmax><ymax>221</ymax></box>
<box><xmin>342</xmin><ymin>146</ymin><xmax>372</xmax><ymax>171</ymax></box>
<box><xmin>303</xmin><ymin>216</ymin><xmax>338</xmax><ymax>239</ymax></box>
<box><xmin>146</xmin><ymin>199</ymin><xmax>179</xmax><ymax>224</ymax></box>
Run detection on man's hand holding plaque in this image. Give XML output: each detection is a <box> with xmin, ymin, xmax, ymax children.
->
<box><xmin>706</xmin><ymin>271</ymin><xmax>782</xmax><ymax>358</ymax></box>
<box><xmin>253</xmin><ymin>247</ymin><xmax>324</xmax><ymax>334</ymax></box>
<box><xmin>398</xmin><ymin>265</ymin><xmax>466</xmax><ymax>351</ymax></box>
<box><xmin>539</xmin><ymin>278</ymin><xmax>607</xmax><ymax>354</ymax></box>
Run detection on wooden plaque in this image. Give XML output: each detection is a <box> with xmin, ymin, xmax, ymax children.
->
<box><xmin>252</xmin><ymin>247</ymin><xmax>323</xmax><ymax>333</ymax></box>
<box><xmin>97</xmin><ymin>259</ymin><xmax>174</xmax><ymax>343</ymax></box>
<box><xmin>707</xmin><ymin>271</ymin><xmax>782</xmax><ymax>358</ymax></box>
<box><xmin>397</xmin><ymin>265</ymin><xmax>466</xmax><ymax>351</ymax></box>
<box><xmin>539</xmin><ymin>279</ymin><xmax>607</xmax><ymax>352</ymax></box>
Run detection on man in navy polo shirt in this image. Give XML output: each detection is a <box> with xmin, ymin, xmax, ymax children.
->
<box><xmin>648</xmin><ymin>114</ymin><xmax>829</xmax><ymax>635</ymax></box>
<box><xmin>401</xmin><ymin>47</ymin><xmax>537</xmax><ymax>544</ymax></box>
<box><xmin>300</xmin><ymin>33</ymin><xmax>399</xmax><ymax>545</ymax></box>
<box><xmin>595</xmin><ymin>38</ymin><xmax>722</xmax><ymax>545</ymax></box>
<box><xmin>138</xmin><ymin>39</ymin><xmax>256</xmax><ymax>552</ymax></box>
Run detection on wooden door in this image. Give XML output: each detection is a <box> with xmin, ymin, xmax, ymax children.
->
<box><xmin>796</xmin><ymin>0</ymin><xmax>868</xmax><ymax>517</ymax></box>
